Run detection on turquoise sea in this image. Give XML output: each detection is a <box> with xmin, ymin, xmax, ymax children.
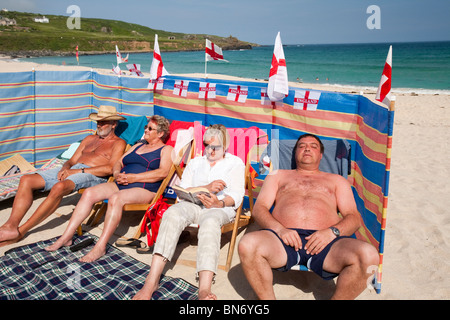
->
<box><xmin>21</xmin><ymin>41</ymin><xmax>450</xmax><ymax>94</ymax></box>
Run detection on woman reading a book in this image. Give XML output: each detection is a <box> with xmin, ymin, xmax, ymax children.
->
<box><xmin>134</xmin><ymin>124</ymin><xmax>245</xmax><ymax>300</ymax></box>
<box><xmin>45</xmin><ymin>115</ymin><xmax>173</xmax><ymax>262</ymax></box>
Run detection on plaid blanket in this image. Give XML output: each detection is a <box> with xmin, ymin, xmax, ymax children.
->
<box><xmin>0</xmin><ymin>234</ymin><xmax>198</xmax><ymax>300</ymax></box>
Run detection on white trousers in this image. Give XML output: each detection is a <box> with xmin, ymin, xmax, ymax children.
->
<box><xmin>153</xmin><ymin>201</ymin><xmax>232</xmax><ymax>274</ymax></box>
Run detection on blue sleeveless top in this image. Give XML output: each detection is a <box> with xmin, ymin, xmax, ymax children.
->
<box><xmin>117</xmin><ymin>144</ymin><xmax>165</xmax><ymax>192</ymax></box>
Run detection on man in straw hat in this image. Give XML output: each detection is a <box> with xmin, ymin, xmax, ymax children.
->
<box><xmin>0</xmin><ymin>105</ymin><xmax>127</xmax><ymax>246</ymax></box>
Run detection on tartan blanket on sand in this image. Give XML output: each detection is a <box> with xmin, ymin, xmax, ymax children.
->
<box><xmin>0</xmin><ymin>233</ymin><xmax>198</xmax><ymax>300</ymax></box>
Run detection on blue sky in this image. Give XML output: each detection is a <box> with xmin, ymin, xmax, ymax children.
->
<box><xmin>2</xmin><ymin>0</ymin><xmax>449</xmax><ymax>45</ymax></box>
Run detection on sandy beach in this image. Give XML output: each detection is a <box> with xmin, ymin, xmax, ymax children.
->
<box><xmin>1</xmin><ymin>57</ymin><xmax>449</xmax><ymax>300</ymax></box>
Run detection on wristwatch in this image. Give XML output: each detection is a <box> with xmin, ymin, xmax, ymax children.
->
<box><xmin>81</xmin><ymin>168</ymin><xmax>85</xmax><ymax>173</ymax></box>
<box><xmin>330</xmin><ymin>226</ymin><xmax>340</xmax><ymax>237</ymax></box>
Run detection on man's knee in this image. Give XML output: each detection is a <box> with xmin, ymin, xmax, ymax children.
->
<box><xmin>238</xmin><ymin>233</ymin><xmax>260</xmax><ymax>260</ymax></box>
<box><xmin>19</xmin><ymin>174</ymin><xmax>43</xmax><ymax>190</ymax></box>
<box><xmin>49</xmin><ymin>180</ymin><xmax>74</xmax><ymax>196</ymax></box>
<box><xmin>360</xmin><ymin>243</ymin><xmax>379</xmax><ymax>268</ymax></box>
<box><xmin>344</xmin><ymin>241</ymin><xmax>380</xmax><ymax>271</ymax></box>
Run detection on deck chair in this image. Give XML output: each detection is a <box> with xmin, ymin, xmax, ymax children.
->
<box><xmin>124</xmin><ymin>122</ymin><xmax>195</xmax><ymax>240</ymax></box>
<box><xmin>76</xmin><ymin>115</ymin><xmax>148</xmax><ymax>234</ymax></box>
<box><xmin>176</xmin><ymin>124</ymin><xmax>269</xmax><ymax>271</ymax></box>
<box><xmin>83</xmin><ymin>120</ymin><xmax>197</xmax><ymax>243</ymax></box>
<box><xmin>259</xmin><ymin>138</ymin><xmax>351</xmax><ymax>271</ymax></box>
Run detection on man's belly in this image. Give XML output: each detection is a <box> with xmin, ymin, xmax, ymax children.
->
<box><xmin>272</xmin><ymin>195</ymin><xmax>341</xmax><ymax>230</ymax></box>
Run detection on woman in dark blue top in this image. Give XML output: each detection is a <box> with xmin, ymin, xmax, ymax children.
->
<box><xmin>46</xmin><ymin>115</ymin><xmax>174</xmax><ymax>262</ymax></box>
<box><xmin>117</xmin><ymin>143</ymin><xmax>165</xmax><ymax>192</ymax></box>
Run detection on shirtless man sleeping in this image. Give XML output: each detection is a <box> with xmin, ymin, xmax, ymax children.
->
<box><xmin>238</xmin><ymin>133</ymin><xmax>379</xmax><ymax>299</ymax></box>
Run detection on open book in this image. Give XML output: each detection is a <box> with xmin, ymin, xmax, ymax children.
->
<box><xmin>172</xmin><ymin>185</ymin><xmax>211</xmax><ymax>205</ymax></box>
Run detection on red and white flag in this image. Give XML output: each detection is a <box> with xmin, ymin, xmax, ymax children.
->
<box><xmin>112</xmin><ymin>64</ymin><xmax>122</xmax><ymax>75</ymax></box>
<box><xmin>293</xmin><ymin>90</ymin><xmax>321</xmax><ymax>111</ymax></box>
<box><xmin>173</xmin><ymin>80</ymin><xmax>189</xmax><ymax>97</ymax></box>
<box><xmin>150</xmin><ymin>34</ymin><xmax>169</xmax><ymax>80</ymax></box>
<box><xmin>376</xmin><ymin>45</ymin><xmax>392</xmax><ymax>107</ymax></box>
<box><xmin>148</xmin><ymin>78</ymin><xmax>165</xmax><ymax>90</ymax></box>
<box><xmin>116</xmin><ymin>45</ymin><xmax>129</xmax><ymax>64</ymax></box>
<box><xmin>267</xmin><ymin>32</ymin><xmax>289</xmax><ymax>102</ymax></box>
<box><xmin>227</xmin><ymin>85</ymin><xmax>248</xmax><ymax>103</ymax></box>
<box><xmin>127</xmin><ymin>64</ymin><xmax>144</xmax><ymax>77</ymax></box>
<box><xmin>199</xmin><ymin>82</ymin><xmax>216</xmax><ymax>99</ymax></box>
<box><xmin>205</xmin><ymin>39</ymin><xmax>228</xmax><ymax>62</ymax></box>
<box><xmin>261</xmin><ymin>88</ymin><xmax>283</xmax><ymax>107</ymax></box>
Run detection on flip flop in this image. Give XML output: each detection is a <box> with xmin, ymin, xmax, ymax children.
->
<box><xmin>136</xmin><ymin>245</ymin><xmax>152</xmax><ymax>254</ymax></box>
<box><xmin>70</xmin><ymin>238</ymin><xmax>94</xmax><ymax>252</ymax></box>
<box><xmin>115</xmin><ymin>238</ymin><xmax>146</xmax><ymax>249</ymax></box>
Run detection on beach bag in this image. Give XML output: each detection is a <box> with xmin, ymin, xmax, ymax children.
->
<box><xmin>141</xmin><ymin>195</ymin><xmax>170</xmax><ymax>246</ymax></box>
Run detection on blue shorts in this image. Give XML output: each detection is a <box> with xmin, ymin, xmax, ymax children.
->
<box><xmin>265</xmin><ymin>228</ymin><xmax>351</xmax><ymax>280</ymax></box>
<box><xmin>36</xmin><ymin>163</ymin><xmax>108</xmax><ymax>192</ymax></box>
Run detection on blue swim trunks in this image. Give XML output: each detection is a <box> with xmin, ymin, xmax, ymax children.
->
<box><xmin>265</xmin><ymin>228</ymin><xmax>351</xmax><ymax>280</ymax></box>
<box><xmin>36</xmin><ymin>163</ymin><xmax>108</xmax><ymax>192</ymax></box>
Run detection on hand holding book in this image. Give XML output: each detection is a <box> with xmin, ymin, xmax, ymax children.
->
<box><xmin>172</xmin><ymin>180</ymin><xmax>226</xmax><ymax>208</ymax></box>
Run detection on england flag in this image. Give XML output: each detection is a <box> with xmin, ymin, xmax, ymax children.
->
<box><xmin>376</xmin><ymin>45</ymin><xmax>392</xmax><ymax>107</ymax></box>
<box><xmin>199</xmin><ymin>82</ymin><xmax>216</xmax><ymax>99</ymax></box>
<box><xmin>261</xmin><ymin>87</ymin><xmax>283</xmax><ymax>107</ymax></box>
<box><xmin>205</xmin><ymin>39</ymin><xmax>228</xmax><ymax>62</ymax></box>
<box><xmin>267</xmin><ymin>32</ymin><xmax>289</xmax><ymax>102</ymax></box>
<box><xmin>293</xmin><ymin>90</ymin><xmax>321</xmax><ymax>111</ymax></box>
<box><xmin>227</xmin><ymin>85</ymin><xmax>248</xmax><ymax>103</ymax></box>
<box><xmin>127</xmin><ymin>64</ymin><xmax>144</xmax><ymax>77</ymax></box>
<box><xmin>173</xmin><ymin>80</ymin><xmax>189</xmax><ymax>97</ymax></box>
<box><xmin>148</xmin><ymin>78</ymin><xmax>165</xmax><ymax>90</ymax></box>
<box><xmin>112</xmin><ymin>64</ymin><xmax>122</xmax><ymax>75</ymax></box>
<box><xmin>150</xmin><ymin>34</ymin><xmax>169</xmax><ymax>80</ymax></box>
<box><xmin>116</xmin><ymin>45</ymin><xmax>129</xmax><ymax>65</ymax></box>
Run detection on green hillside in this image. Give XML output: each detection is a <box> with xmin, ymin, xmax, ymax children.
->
<box><xmin>0</xmin><ymin>11</ymin><xmax>256</xmax><ymax>57</ymax></box>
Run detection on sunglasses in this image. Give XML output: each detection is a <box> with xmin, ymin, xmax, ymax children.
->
<box><xmin>144</xmin><ymin>125</ymin><xmax>157</xmax><ymax>131</ymax></box>
<box><xmin>203</xmin><ymin>142</ymin><xmax>223</xmax><ymax>152</ymax></box>
<box><xmin>97</xmin><ymin>121</ymin><xmax>113</xmax><ymax>126</ymax></box>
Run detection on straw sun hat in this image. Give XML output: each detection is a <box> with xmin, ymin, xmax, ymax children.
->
<box><xmin>89</xmin><ymin>105</ymin><xmax>125</xmax><ymax>121</ymax></box>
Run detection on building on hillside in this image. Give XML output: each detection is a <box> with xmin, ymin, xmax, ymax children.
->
<box><xmin>34</xmin><ymin>16</ymin><xmax>49</xmax><ymax>23</ymax></box>
<box><xmin>0</xmin><ymin>16</ymin><xmax>16</xmax><ymax>26</ymax></box>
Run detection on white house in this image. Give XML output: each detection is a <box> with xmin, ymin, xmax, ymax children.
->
<box><xmin>34</xmin><ymin>16</ymin><xmax>49</xmax><ymax>23</ymax></box>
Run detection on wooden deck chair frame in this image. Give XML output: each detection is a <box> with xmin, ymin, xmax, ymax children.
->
<box><xmin>125</xmin><ymin>138</ymin><xmax>195</xmax><ymax>240</ymax></box>
<box><xmin>75</xmin><ymin>115</ymin><xmax>148</xmax><ymax>235</ymax></box>
<box><xmin>173</xmin><ymin>150</ymin><xmax>255</xmax><ymax>272</ymax></box>
<box><xmin>81</xmin><ymin>137</ymin><xmax>195</xmax><ymax>240</ymax></box>
<box><xmin>175</xmin><ymin>127</ymin><xmax>266</xmax><ymax>272</ymax></box>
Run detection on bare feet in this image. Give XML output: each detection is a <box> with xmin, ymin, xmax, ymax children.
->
<box><xmin>0</xmin><ymin>224</ymin><xmax>20</xmax><ymax>243</ymax></box>
<box><xmin>198</xmin><ymin>290</ymin><xmax>217</xmax><ymax>300</ymax></box>
<box><xmin>79</xmin><ymin>244</ymin><xmax>106</xmax><ymax>263</ymax></box>
<box><xmin>132</xmin><ymin>282</ymin><xmax>158</xmax><ymax>300</ymax></box>
<box><xmin>45</xmin><ymin>236</ymin><xmax>73</xmax><ymax>251</ymax></box>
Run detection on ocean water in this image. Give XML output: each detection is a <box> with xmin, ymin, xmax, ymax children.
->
<box><xmin>20</xmin><ymin>41</ymin><xmax>450</xmax><ymax>94</ymax></box>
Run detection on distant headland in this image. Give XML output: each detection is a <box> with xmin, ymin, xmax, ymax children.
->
<box><xmin>0</xmin><ymin>10</ymin><xmax>257</xmax><ymax>58</ymax></box>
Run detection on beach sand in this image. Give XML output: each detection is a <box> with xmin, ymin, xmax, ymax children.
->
<box><xmin>1</xmin><ymin>57</ymin><xmax>449</xmax><ymax>300</ymax></box>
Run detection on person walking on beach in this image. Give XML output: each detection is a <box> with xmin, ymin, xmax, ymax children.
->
<box><xmin>133</xmin><ymin>124</ymin><xmax>245</xmax><ymax>300</ymax></box>
<box><xmin>238</xmin><ymin>133</ymin><xmax>379</xmax><ymax>300</ymax></box>
<box><xmin>45</xmin><ymin>115</ymin><xmax>173</xmax><ymax>262</ymax></box>
<box><xmin>0</xmin><ymin>106</ymin><xmax>127</xmax><ymax>246</ymax></box>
